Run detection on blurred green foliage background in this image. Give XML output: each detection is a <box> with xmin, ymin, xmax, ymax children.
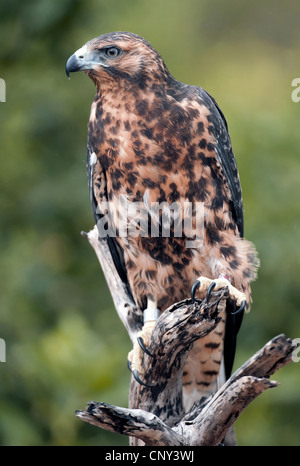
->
<box><xmin>0</xmin><ymin>0</ymin><xmax>299</xmax><ymax>446</ymax></box>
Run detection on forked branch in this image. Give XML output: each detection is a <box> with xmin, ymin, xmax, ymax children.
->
<box><xmin>77</xmin><ymin>226</ymin><xmax>296</xmax><ymax>446</ymax></box>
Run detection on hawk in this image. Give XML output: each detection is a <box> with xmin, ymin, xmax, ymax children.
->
<box><xmin>66</xmin><ymin>32</ymin><xmax>259</xmax><ymax>410</ymax></box>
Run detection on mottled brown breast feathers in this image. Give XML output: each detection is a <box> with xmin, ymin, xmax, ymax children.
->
<box><xmin>84</xmin><ymin>32</ymin><xmax>258</xmax><ymax>312</ymax></box>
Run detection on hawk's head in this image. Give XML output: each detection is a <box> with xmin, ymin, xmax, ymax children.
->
<box><xmin>66</xmin><ymin>32</ymin><xmax>171</xmax><ymax>87</ymax></box>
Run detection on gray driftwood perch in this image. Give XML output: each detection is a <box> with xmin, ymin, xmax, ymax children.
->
<box><xmin>77</xmin><ymin>226</ymin><xmax>296</xmax><ymax>446</ymax></box>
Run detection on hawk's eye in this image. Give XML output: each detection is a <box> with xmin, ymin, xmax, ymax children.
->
<box><xmin>105</xmin><ymin>47</ymin><xmax>121</xmax><ymax>58</ymax></box>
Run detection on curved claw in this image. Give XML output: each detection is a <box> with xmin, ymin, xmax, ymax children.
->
<box><xmin>206</xmin><ymin>281</ymin><xmax>216</xmax><ymax>302</ymax></box>
<box><xmin>231</xmin><ymin>300</ymin><xmax>246</xmax><ymax>315</ymax></box>
<box><xmin>127</xmin><ymin>360</ymin><xmax>153</xmax><ymax>388</ymax></box>
<box><xmin>191</xmin><ymin>279</ymin><xmax>201</xmax><ymax>302</ymax></box>
<box><xmin>137</xmin><ymin>336</ymin><xmax>154</xmax><ymax>358</ymax></box>
<box><xmin>132</xmin><ymin>369</ymin><xmax>153</xmax><ymax>388</ymax></box>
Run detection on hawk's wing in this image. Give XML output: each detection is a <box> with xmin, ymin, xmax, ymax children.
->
<box><xmin>198</xmin><ymin>89</ymin><xmax>245</xmax><ymax>378</ymax></box>
<box><xmin>87</xmin><ymin>143</ymin><xmax>131</xmax><ymax>292</ymax></box>
<box><xmin>200</xmin><ymin>89</ymin><xmax>244</xmax><ymax>238</ymax></box>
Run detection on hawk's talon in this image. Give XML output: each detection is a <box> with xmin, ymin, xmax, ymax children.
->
<box><xmin>191</xmin><ymin>276</ymin><xmax>247</xmax><ymax>312</ymax></box>
<box><xmin>231</xmin><ymin>299</ymin><xmax>246</xmax><ymax>315</ymax></box>
<box><xmin>206</xmin><ymin>282</ymin><xmax>216</xmax><ymax>302</ymax></box>
<box><xmin>191</xmin><ymin>279</ymin><xmax>201</xmax><ymax>302</ymax></box>
<box><xmin>127</xmin><ymin>317</ymin><xmax>157</xmax><ymax>388</ymax></box>
<box><xmin>137</xmin><ymin>336</ymin><xmax>154</xmax><ymax>358</ymax></box>
<box><xmin>128</xmin><ymin>360</ymin><xmax>153</xmax><ymax>388</ymax></box>
<box><xmin>133</xmin><ymin>369</ymin><xmax>153</xmax><ymax>388</ymax></box>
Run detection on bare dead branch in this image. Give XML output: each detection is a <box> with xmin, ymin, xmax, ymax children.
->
<box><xmin>78</xmin><ymin>226</ymin><xmax>297</xmax><ymax>446</ymax></box>
<box><xmin>83</xmin><ymin>226</ymin><xmax>139</xmax><ymax>342</ymax></box>
<box><xmin>76</xmin><ymin>402</ymin><xmax>184</xmax><ymax>446</ymax></box>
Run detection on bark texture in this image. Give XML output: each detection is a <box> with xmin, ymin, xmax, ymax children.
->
<box><xmin>76</xmin><ymin>227</ymin><xmax>296</xmax><ymax>446</ymax></box>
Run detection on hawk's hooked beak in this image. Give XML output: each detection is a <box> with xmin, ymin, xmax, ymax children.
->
<box><xmin>65</xmin><ymin>53</ymin><xmax>81</xmax><ymax>78</ymax></box>
<box><xmin>66</xmin><ymin>45</ymin><xmax>100</xmax><ymax>78</ymax></box>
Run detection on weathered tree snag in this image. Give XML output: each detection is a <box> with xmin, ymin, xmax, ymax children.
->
<box><xmin>77</xmin><ymin>226</ymin><xmax>296</xmax><ymax>446</ymax></box>
<box><xmin>127</xmin><ymin>296</ymin><xmax>229</xmax><ymax>445</ymax></box>
<box><xmin>76</xmin><ymin>402</ymin><xmax>185</xmax><ymax>446</ymax></box>
<box><xmin>81</xmin><ymin>226</ymin><xmax>139</xmax><ymax>342</ymax></box>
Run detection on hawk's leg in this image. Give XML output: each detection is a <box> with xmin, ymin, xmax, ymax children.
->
<box><xmin>128</xmin><ymin>298</ymin><xmax>160</xmax><ymax>387</ymax></box>
<box><xmin>191</xmin><ymin>275</ymin><xmax>246</xmax><ymax>314</ymax></box>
